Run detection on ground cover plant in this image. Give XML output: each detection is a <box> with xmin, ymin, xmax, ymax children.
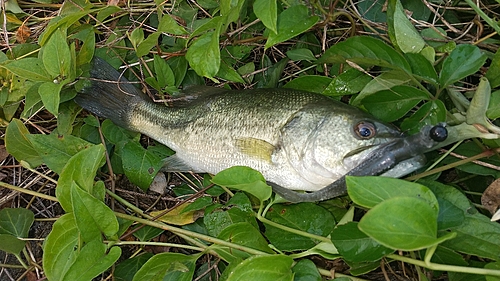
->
<box><xmin>1</xmin><ymin>0</ymin><xmax>500</xmax><ymax>280</ymax></box>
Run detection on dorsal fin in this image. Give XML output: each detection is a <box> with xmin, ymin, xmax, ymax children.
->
<box><xmin>170</xmin><ymin>86</ymin><xmax>230</xmax><ymax>106</ymax></box>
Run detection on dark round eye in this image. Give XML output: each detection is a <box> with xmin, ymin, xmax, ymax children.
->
<box><xmin>354</xmin><ymin>121</ymin><xmax>376</xmax><ymax>139</ymax></box>
<box><xmin>430</xmin><ymin>125</ymin><xmax>448</xmax><ymax>142</ymax></box>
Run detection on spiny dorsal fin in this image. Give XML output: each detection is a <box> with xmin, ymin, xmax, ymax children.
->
<box><xmin>236</xmin><ymin>137</ymin><xmax>275</xmax><ymax>163</ymax></box>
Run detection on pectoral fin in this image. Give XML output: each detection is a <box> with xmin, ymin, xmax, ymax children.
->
<box><xmin>236</xmin><ymin>137</ymin><xmax>275</xmax><ymax>163</ymax></box>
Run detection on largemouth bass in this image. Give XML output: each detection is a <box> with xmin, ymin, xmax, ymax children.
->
<box><xmin>75</xmin><ymin>58</ymin><xmax>445</xmax><ymax>201</ymax></box>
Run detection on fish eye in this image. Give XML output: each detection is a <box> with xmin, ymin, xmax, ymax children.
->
<box><xmin>430</xmin><ymin>125</ymin><xmax>448</xmax><ymax>142</ymax></box>
<box><xmin>354</xmin><ymin>121</ymin><xmax>376</xmax><ymax>139</ymax></box>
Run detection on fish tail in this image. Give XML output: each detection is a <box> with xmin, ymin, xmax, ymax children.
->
<box><xmin>75</xmin><ymin>57</ymin><xmax>147</xmax><ymax>128</ymax></box>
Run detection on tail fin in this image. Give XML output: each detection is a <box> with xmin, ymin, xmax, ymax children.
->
<box><xmin>75</xmin><ymin>57</ymin><xmax>147</xmax><ymax>128</ymax></box>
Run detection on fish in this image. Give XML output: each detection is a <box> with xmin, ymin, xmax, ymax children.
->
<box><xmin>75</xmin><ymin>57</ymin><xmax>445</xmax><ymax>201</ymax></box>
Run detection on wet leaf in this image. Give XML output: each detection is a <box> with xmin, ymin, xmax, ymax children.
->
<box><xmin>218</xmin><ymin>222</ymin><xmax>273</xmax><ymax>254</ymax></box>
<box><xmin>283</xmin><ymin>75</ymin><xmax>331</xmax><ymax>94</ymax></box>
<box><xmin>405</xmin><ymin>52</ymin><xmax>438</xmax><ymax>83</ymax></box>
<box><xmin>186</xmin><ymin>31</ymin><xmax>221</xmax><ymax>80</ymax></box>
<box><xmin>400</xmin><ymin>100</ymin><xmax>447</xmax><ymax>133</ymax></box>
<box><xmin>204</xmin><ymin>207</ymin><xmax>257</xmax><ymax>237</ymax></box>
<box><xmin>122</xmin><ymin>141</ymin><xmax>163</xmax><ymax>191</ymax></box>
<box><xmin>212</xmin><ymin>166</ymin><xmax>272</xmax><ymax>202</ymax></box>
<box><xmin>132</xmin><ymin>225</ymin><xmax>164</xmax><ymax>242</ymax></box>
<box><xmin>322</xmin><ymin>68</ymin><xmax>371</xmax><ymax>97</ymax></box>
<box><xmin>439</xmin><ymin>44</ymin><xmax>487</xmax><ymax>88</ymax></box>
<box><xmin>2</xmin><ymin>58</ymin><xmax>52</xmax><ymax>82</ymax></box>
<box><xmin>387</xmin><ymin>0</ymin><xmax>425</xmax><ymax>53</ymax></box>
<box><xmin>291</xmin><ymin>259</ymin><xmax>321</xmax><ymax>281</ymax></box>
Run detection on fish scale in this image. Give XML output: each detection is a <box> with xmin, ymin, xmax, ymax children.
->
<box><xmin>76</xmin><ymin>57</ymin><xmax>409</xmax><ymax>193</ymax></box>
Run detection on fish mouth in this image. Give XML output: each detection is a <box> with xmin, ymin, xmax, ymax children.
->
<box><xmin>342</xmin><ymin>142</ymin><xmax>394</xmax><ymax>169</ymax></box>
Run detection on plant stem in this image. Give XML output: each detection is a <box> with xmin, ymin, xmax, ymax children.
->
<box><xmin>257</xmin><ymin>213</ymin><xmax>331</xmax><ymax>243</ymax></box>
<box><xmin>111</xmin><ymin>241</ymin><xmax>204</xmax><ymax>252</ymax></box>
<box><xmin>388</xmin><ymin>254</ymin><xmax>500</xmax><ymax>276</ymax></box>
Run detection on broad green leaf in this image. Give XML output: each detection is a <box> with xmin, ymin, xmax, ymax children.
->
<box><xmin>132</xmin><ymin>225</ymin><xmax>164</xmax><ymax>242</ymax></box>
<box><xmin>122</xmin><ymin>141</ymin><xmax>163</xmax><ymax>191</ymax></box>
<box><xmin>186</xmin><ymin>31</ymin><xmax>221</xmax><ymax>80</ymax></box>
<box><xmin>352</xmin><ymin>70</ymin><xmax>412</xmax><ymax>105</ymax></box>
<box><xmin>405</xmin><ymin>52</ymin><xmax>438</xmax><ymax>83</ymax></box>
<box><xmin>180</xmin><ymin>196</ymin><xmax>213</xmax><ymax>213</ymax></box>
<box><xmin>440</xmin><ymin>142</ymin><xmax>500</xmax><ymax>178</ymax></box>
<box><xmin>5</xmin><ymin>119</ymin><xmax>43</xmax><ymax>167</ymax></box>
<box><xmin>0</xmin><ymin>208</ymin><xmax>34</xmax><ymax>255</ymax></box>
<box><xmin>38</xmin><ymin>10</ymin><xmax>97</xmax><ymax>45</ymax></box>
<box><xmin>57</xmin><ymin>101</ymin><xmax>81</xmax><ymax>135</ymax></box>
<box><xmin>265</xmin><ymin>203</ymin><xmax>335</xmax><ymax>251</ymax></box>
<box><xmin>167</xmin><ymin>56</ymin><xmax>188</xmax><ymax>87</ymax></box>
<box><xmin>226</xmin><ymin>255</ymin><xmax>294</xmax><ymax>281</ymax></box>
<box><xmin>466</xmin><ymin>77</ymin><xmax>500</xmax><ymax>134</ymax></box>
<box><xmin>283</xmin><ymin>75</ymin><xmax>331</xmax><ymax>94</ymax></box>
<box><xmin>129</xmin><ymin>27</ymin><xmax>144</xmax><ymax>50</ymax></box>
<box><xmin>0</xmin><ymin>234</ymin><xmax>26</xmax><ymax>255</ymax></box>
<box><xmin>218</xmin><ymin>222</ymin><xmax>274</xmax><ymax>254</ymax></box>
<box><xmin>132</xmin><ymin>253</ymin><xmax>197</xmax><ymax>281</ymax></box>
<box><xmin>62</xmin><ymin>239</ymin><xmax>122</xmax><ymax>281</ymax></box>
<box><xmin>204</xmin><ymin>207</ymin><xmax>258</xmax><ymax>237</ymax></box>
<box><xmin>76</xmin><ymin>26</ymin><xmax>96</xmax><ymax>66</ymax></box>
<box><xmin>361</xmin><ymin>86</ymin><xmax>429</xmax><ymax>122</ymax></box>
<box><xmin>27</xmin><ymin>133</ymin><xmax>93</xmax><ymax>174</ymax></box>
<box><xmin>96</xmin><ymin>5</ymin><xmax>122</xmax><ymax>22</ymax></box>
<box><xmin>331</xmin><ymin>222</ymin><xmax>393</xmax><ymax>263</ymax></box>
<box><xmin>153</xmin><ymin>55</ymin><xmax>175</xmax><ymax>89</ymax></box>
<box><xmin>322</xmin><ymin>68</ymin><xmax>371</xmax><ymax>97</ymax></box>
<box><xmin>57</xmin><ymin>144</ymin><xmax>106</xmax><ymax>212</ymax></box>
<box><xmin>486</xmin><ymin>48</ymin><xmax>500</xmax><ymax>88</ymax></box>
<box><xmin>136</xmin><ymin>32</ymin><xmax>160</xmax><ymax>57</ymax></box>
<box><xmin>115</xmin><ymin>253</ymin><xmax>154</xmax><ymax>281</ymax></box>
<box><xmin>42</xmin><ymin>28</ymin><xmax>71</xmax><ymax>77</ymax></box>
<box><xmin>71</xmin><ymin>182</ymin><xmax>119</xmax><ymax>242</ymax></box>
<box><xmin>357</xmin><ymin>0</ymin><xmax>386</xmax><ymax>22</ymax></box>
<box><xmin>101</xmin><ymin>119</ymin><xmax>139</xmax><ymax>144</ymax></box>
<box><xmin>422</xmin><ymin>180</ymin><xmax>500</xmax><ymax>260</ymax></box>
<box><xmin>347</xmin><ymin>176</ymin><xmax>439</xmax><ymax>211</ymax></box>
<box><xmin>265</xmin><ymin>5</ymin><xmax>319</xmax><ymax>49</ymax></box>
<box><xmin>317</xmin><ymin>36</ymin><xmax>411</xmax><ymax>74</ymax></box>
<box><xmin>291</xmin><ymin>259</ymin><xmax>321</xmax><ymax>281</ymax></box>
<box><xmin>359</xmin><ymin>197</ymin><xmax>439</xmax><ymax>251</ymax></box>
<box><xmin>217</xmin><ymin>62</ymin><xmax>245</xmax><ymax>83</ymax></box>
<box><xmin>487</xmin><ymin>90</ymin><xmax>500</xmax><ymax>119</ymax></box>
<box><xmin>253</xmin><ymin>0</ymin><xmax>277</xmax><ymax>33</ymax></box>
<box><xmin>400</xmin><ymin>100</ymin><xmax>447</xmax><ymax>133</ymax></box>
<box><xmin>158</xmin><ymin>15</ymin><xmax>188</xmax><ymax>35</ymax></box>
<box><xmin>43</xmin><ymin>213</ymin><xmax>79</xmax><ymax>281</ymax></box>
<box><xmin>220</xmin><ymin>0</ymin><xmax>245</xmax><ymax>24</ymax></box>
<box><xmin>439</xmin><ymin>44</ymin><xmax>487</xmax><ymax>88</ymax></box>
<box><xmin>286</xmin><ymin>48</ymin><xmax>316</xmax><ymax>61</ymax></box>
<box><xmin>387</xmin><ymin>0</ymin><xmax>425</xmax><ymax>53</ymax></box>
<box><xmin>2</xmin><ymin>58</ymin><xmax>52</xmax><ymax>81</ymax></box>
<box><xmin>38</xmin><ymin>81</ymin><xmax>64</xmax><ymax>116</ymax></box>
<box><xmin>211</xmin><ymin>166</ymin><xmax>272</xmax><ymax>202</ymax></box>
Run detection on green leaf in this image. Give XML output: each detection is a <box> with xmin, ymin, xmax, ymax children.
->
<box><xmin>132</xmin><ymin>253</ymin><xmax>197</xmax><ymax>281</ymax></box>
<box><xmin>352</xmin><ymin>70</ymin><xmax>412</xmax><ymax>105</ymax></box>
<box><xmin>101</xmin><ymin>119</ymin><xmax>139</xmax><ymax>144</ymax></box>
<box><xmin>153</xmin><ymin>55</ymin><xmax>175</xmax><ymax>89</ymax></box>
<box><xmin>211</xmin><ymin>166</ymin><xmax>272</xmax><ymax>202</ymax></box>
<box><xmin>167</xmin><ymin>56</ymin><xmax>188</xmax><ymax>87</ymax></box>
<box><xmin>27</xmin><ymin>133</ymin><xmax>94</xmax><ymax>174</ymax></box>
<box><xmin>220</xmin><ymin>0</ymin><xmax>245</xmax><ymax>24</ymax></box>
<box><xmin>265</xmin><ymin>5</ymin><xmax>319</xmax><ymax>49</ymax></box>
<box><xmin>487</xmin><ymin>90</ymin><xmax>500</xmax><ymax>119</ymax></box>
<box><xmin>5</xmin><ymin>119</ymin><xmax>43</xmax><ymax>167</ymax></box>
<box><xmin>265</xmin><ymin>203</ymin><xmax>335</xmax><ymax>251</ymax></box>
<box><xmin>405</xmin><ymin>52</ymin><xmax>438</xmax><ymax>83</ymax></box>
<box><xmin>291</xmin><ymin>259</ymin><xmax>321</xmax><ymax>281</ymax></box>
<box><xmin>225</xmin><ymin>255</ymin><xmax>294</xmax><ymax>281</ymax></box>
<box><xmin>115</xmin><ymin>253</ymin><xmax>154</xmax><ymax>281</ymax></box>
<box><xmin>331</xmin><ymin>222</ymin><xmax>393</xmax><ymax>263</ymax></box>
<box><xmin>158</xmin><ymin>15</ymin><xmax>188</xmax><ymax>35</ymax></box>
<box><xmin>347</xmin><ymin>176</ymin><xmax>439</xmax><ymax>211</ymax></box>
<box><xmin>129</xmin><ymin>28</ymin><xmax>144</xmax><ymax>50</ymax></box>
<box><xmin>96</xmin><ymin>5</ymin><xmax>122</xmax><ymax>22</ymax></box>
<box><xmin>361</xmin><ymin>86</ymin><xmax>429</xmax><ymax>122</ymax></box>
<box><xmin>132</xmin><ymin>225</ymin><xmax>164</xmax><ymax>242</ymax></box>
<box><xmin>387</xmin><ymin>0</ymin><xmax>425</xmax><ymax>53</ymax></box>
<box><xmin>122</xmin><ymin>141</ymin><xmax>163</xmax><ymax>191</ymax></box>
<box><xmin>317</xmin><ymin>36</ymin><xmax>411</xmax><ymax>74</ymax></box>
<box><xmin>63</xmin><ymin>239</ymin><xmax>122</xmax><ymax>281</ymax></box>
<box><xmin>486</xmin><ymin>48</ymin><xmax>500</xmax><ymax>88</ymax></box>
<box><xmin>218</xmin><ymin>222</ymin><xmax>273</xmax><ymax>254</ymax></box>
<box><xmin>0</xmin><ymin>208</ymin><xmax>34</xmax><ymax>255</ymax></box>
<box><xmin>42</xmin><ymin>28</ymin><xmax>72</xmax><ymax>78</ymax></box>
<box><xmin>204</xmin><ymin>207</ymin><xmax>258</xmax><ymax>237</ymax></box>
<box><xmin>2</xmin><ymin>58</ymin><xmax>52</xmax><ymax>81</ymax></box>
<box><xmin>439</xmin><ymin>44</ymin><xmax>487</xmax><ymax>88</ymax></box>
<box><xmin>217</xmin><ymin>62</ymin><xmax>245</xmax><ymax>83</ymax></box>
<box><xmin>38</xmin><ymin>81</ymin><xmax>64</xmax><ymax>116</ymax></box>
<box><xmin>283</xmin><ymin>75</ymin><xmax>331</xmax><ymax>94</ymax></box>
<box><xmin>286</xmin><ymin>48</ymin><xmax>316</xmax><ymax>61</ymax></box>
<box><xmin>253</xmin><ymin>0</ymin><xmax>277</xmax><ymax>33</ymax></box>
<box><xmin>186</xmin><ymin>31</ymin><xmax>221</xmax><ymax>80</ymax></box>
<box><xmin>56</xmin><ymin>144</ymin><xmax>106</xmax><ymax>212</ymax></box>
<box><xmin>71</xmin><ymin>181</ymin><xmax>119</xmax><ymax>242</ymax></box>
<box><xmin>0</xmin><ymin>234</ymin><xmax>27</xmax><ymax>255</ymax></box>
<box><xmin>322</xmin><ymin>68</ymin><xmax>371</xmax><ymax>97</ymax></box>
<box><xmin>136</xmin><ymin>32</ymin><xmax>160</xmax><ymax>57</ymax></box>
<box><xmin>400</xmin><ymin>100</ymin><xmax>447</xmax><ymax>133</ymax></box>
<box><xmin>358</xmin><ymin>197</ymin><xmax>439</xmax><ymax>251</ymax></box>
